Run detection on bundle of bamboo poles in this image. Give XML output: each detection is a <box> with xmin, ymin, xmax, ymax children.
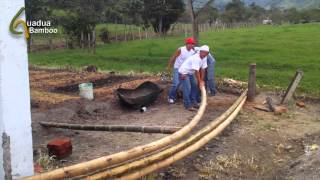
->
<box><xmin>86</xmin><ymin>90</ymin><xmax>247</xmax><ymax>179</ymax></box>
<box><xmin>40</xmin><ymin>122</ymin><xmax>181</xmax><ymax>134</ymax></box>
<box><xmin>22</xmin><ymin>86</ymin><xmax>207</xmax><ymax>180</ymax></box>
<box><xmin>119</xmin><ymin>96</ymin><xmax>246</xmax><ymax>180</ymax></box>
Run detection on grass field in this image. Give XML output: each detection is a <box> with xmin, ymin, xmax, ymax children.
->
<box><xmin>29</xmin><ymin>23</ymin><xmax>320</xmax><ymax>96</ymax></box>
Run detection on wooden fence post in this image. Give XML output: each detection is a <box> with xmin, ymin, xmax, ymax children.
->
<box><xmin>281</xmin><ymin>70</ymin><xmax>304</xmax><ymax>104</ymax></box>
<box><xmin>124</xmin><ymin>25</ymin><xmax>127</xmax><ymax>42</ymax></box>
<box><xmin>115</xmin><ymin>31</ymin><xmax>118</xmax><ymax>42</ymax></box>
<box><xmin>146</xmin><ymin>29</ymin><xmax>149</xmax><ymax>39</ymax></box>
<box><xmin>247</xmin><ymin>63</ymin><xmax>256</xmax><ymax>102</ymax></box>
<box><xmin>88</xmin><ymin>32</ymin><xmax>91</xmax><ymax>49</ymax></box>
<box><xmin>139</xmin><ymin>27</ymin><xmax>142</xmax><ymax>40</ymax></box>
<box><xmin>131</xmin><ymin>28</ymin><xmax>135</xmax><ymax>41</ymax></box>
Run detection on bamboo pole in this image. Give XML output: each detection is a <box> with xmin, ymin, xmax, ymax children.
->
<box><xmin>22</xmin><ymin>87</ymin><xmax>207</xmax><ymax>180</ymax></box>
<box><xmin>40</xmin><ymin>122</ymin><xmax>180</xmax><ymax>134</ymax></box>
<box><xmin>117</xmin><ymin>94</ymin><xmax>247</xmax><ymax>180</ymax></box>
<box><xmin>86</xmin><ymin>90</ymin><xmax>247</xmax><ymax>179</ymax></box>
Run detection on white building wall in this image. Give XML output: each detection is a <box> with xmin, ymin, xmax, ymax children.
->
<box><xmin>0</xmin><ymin>0</ymin><xmax>34</xmax><ymax>179</ymax></box>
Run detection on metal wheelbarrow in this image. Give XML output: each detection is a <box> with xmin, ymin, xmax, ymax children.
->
<box><xmin>116</xmin><ymin>81</ymin><xmax>163</xmax><ymax>109</ymax></box>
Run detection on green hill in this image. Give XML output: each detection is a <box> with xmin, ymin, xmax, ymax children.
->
<box><xmin>209</xmin><ymin>0</ymin><xmax>320</xmax><ymax>10</ymax></box>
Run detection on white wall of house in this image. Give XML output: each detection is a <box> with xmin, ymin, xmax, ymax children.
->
<box><xmin>0</xmin><ymin>0</ymin><xmax>34</xmax><ymax>179</ymax></box>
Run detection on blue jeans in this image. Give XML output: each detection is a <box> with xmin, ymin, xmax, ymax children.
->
<box><xmin>180</xmin><ymin>74</ymin><xmax>198</xmax><ymax>108</ymax></box>
<box><xmin>206</xmin><ymin>54</ymin><xmax>216</xmax><ymax>95</ymax></box>
<box><xmin>168</xmin><ymin>68</ymin><xmax>180</xmax><ymax>100</ymax></box>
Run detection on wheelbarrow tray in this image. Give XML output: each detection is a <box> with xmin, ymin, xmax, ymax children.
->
<box><xmin>116</xmin><ymin>81</ymin><xmax>163</xmax><ymax>109</ymax></box>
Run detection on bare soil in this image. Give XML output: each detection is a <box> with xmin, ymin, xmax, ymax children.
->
<box><xmin>30</xmin><ymin>68</ymin><xmax>320</xmax><ymax>180</ymax></box>
<box><xmin>153</xmin><ymin>93</ymin><xmax>320</xmax><ymax>180</ymax></box>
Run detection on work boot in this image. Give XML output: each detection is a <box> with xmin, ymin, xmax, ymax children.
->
<box><xmin>187</xmin><ymin>107</ymin><xmax>197</xmax><ymax>112</ymax></box>
<box><xmin>193</xmin><ymin>103</ymin><xmax>200</xmax><ymax>109</ymax></box>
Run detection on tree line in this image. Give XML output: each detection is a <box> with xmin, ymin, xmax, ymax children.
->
<box><xmin>194</xmin><ymin>0</ymin><xmax>320</xmax><ymax>25</ymax></box>
<box><xmin>26</xmin><ymin>0</ymin><xmax>185</xmax><ymax>52</ymax></box>
<box><xmin>25</xmin><ymin>0</ymin><xmax>320</xmax><ymax>52</ymax></box>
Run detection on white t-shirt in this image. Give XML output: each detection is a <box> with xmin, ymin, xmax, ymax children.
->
<box><xmin>174</xmin><ymin>46</ymin><xmax>195</xmax><ymax>69</ymax></box>
<box><xmin>178</xmin><ymin>53</ymin><xmax>208</xmax><ymax>75</ymax></box>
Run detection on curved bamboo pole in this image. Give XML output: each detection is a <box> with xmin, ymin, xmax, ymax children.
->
<box><xmin>86</xmin><ymin>90</ymin><xmax>247</xmax><ymax>179</ymax></box>
<box><xmin>40</xmin><ymin>122</ymin><xmax>181</xmax><ymax>134</ymax></box>
<box><xmin>117</xmin><ymin>94</ymin><xmax>247</xmax><ymax>180</ymax></box>
<box><xmin>22</xmin><ymin>87</ymin><xmax>207</xmax><ymax>180</ymax></box>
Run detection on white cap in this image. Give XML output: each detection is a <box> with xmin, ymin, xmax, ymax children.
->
<box><xmin>200</xmin><ymin>45</ymin><xmax>210</xmax><ymax>52</ymax></box>
<box><xmin>194</xmin><ymin>47</ymin><xmax>200</xmax><ymax>52</ymax></box>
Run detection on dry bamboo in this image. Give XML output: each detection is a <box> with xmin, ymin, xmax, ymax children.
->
<box><xmin>117</xmin><ymin>94</ymin><xmax>247</xmax><ymax>180</ymax></box>
<box><xmin>22</xmin><ymin>87</ymin><xmax>207</xmax><ymax>180</ymax></box>
<box><xmin>86</xmin><ymin>90</ymin><xmax>247</xmax><ymax>179</ymax></box>
<box><xmin>40</xmin><ymin>122</ymin><xmax>180</xmax><ymax>134</ymax></box>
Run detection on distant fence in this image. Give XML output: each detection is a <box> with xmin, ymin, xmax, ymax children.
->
<box><xmin>29</xmin><ymin>22</ymin><xmax>259</xmax><ymax>52</ymax></box>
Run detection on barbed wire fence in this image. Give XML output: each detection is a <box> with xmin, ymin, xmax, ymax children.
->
<box><xmin>29</xmin><ymin>22</ymin><xmax>260</xmax><ymax>52</ymax></box>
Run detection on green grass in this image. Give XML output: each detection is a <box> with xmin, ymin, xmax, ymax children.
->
<box><xmin>29</xmin><ymin>23</ymin><xmax>320</xmax><ymax>96</ymax></box>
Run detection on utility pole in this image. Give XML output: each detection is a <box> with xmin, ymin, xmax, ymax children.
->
<box><xmin>0</xmin><ymin>0</ymin><xmax>34</xmax><ymax>179</ymax></box>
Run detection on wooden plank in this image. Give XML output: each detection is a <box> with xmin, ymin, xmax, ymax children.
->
<box><xmin>281</xmin><ymin>70</ymin><xmax>304</xmax><ymax>104</ymax></box>
<box><xmin>254</xmin><ymin>105</ymin><xmax>271</xmax><ymax>112</ymax></box>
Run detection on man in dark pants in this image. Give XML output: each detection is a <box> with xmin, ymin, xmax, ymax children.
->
<box><xmin>206</xmin><ymin>53</ymin><xmax>217</xmax><ymax>96</ymax></box>
<box><xmin>167</xmin><ymin>37</ymin><xmax>195</xmax><ymax>104</ymax></box>
<box><xmin>194</xmin><ymin>47</ymin><xmax>217</xmax><ymax>98</ymax></box>
<box><xmin>178</xmin><ymin>45</ymin><xmax>210</xmax><ymax>111</ymax></box>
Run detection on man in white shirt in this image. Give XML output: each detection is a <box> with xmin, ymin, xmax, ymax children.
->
<box><xmin>178</xmin><ymin>45</ymin><xmax>209</xmax><ymax>111</ymax></box>
<box><xmin>167</xmin><ymin>37</ymin><xmax>196</xmax><ymax>104</ymax></box>
<box><xmin>194</xmin><ymin>47</ymin><xmax>217</xmax><ymax>96</ymax></box>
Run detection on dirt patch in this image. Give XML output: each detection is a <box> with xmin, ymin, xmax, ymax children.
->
<box><xmin>149</xmin><ymin>92</ymin><xmax>320</xmax><ymax>180</ymax></box>
<box><xmin>29</xmin><ymin>67</ymin><xmax>320</xmax><ymax>179</ymax></box>
<box><xmin>31</xmin><ymin>90</ymin><xmax>80</xmax><ymax>108</ymax></box>
<box><xmin>53</xmin><ymin>75</ymin><xmax>137</xmax><ymax>93</ymax></box>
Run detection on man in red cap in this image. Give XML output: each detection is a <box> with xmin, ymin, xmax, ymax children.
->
<box><xmin>178</xmin><ymin>45</ymin><xmax>209</xmax><ymax>111</ymax></box>
<box><xmin>167</xmin><ymin>37</ymin><xmax>195</xmax><ymax>104</ymax></box>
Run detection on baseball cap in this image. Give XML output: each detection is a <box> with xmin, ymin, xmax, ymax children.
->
<box><xmin>200</xmin><ymin>45</ymin><xmax>210</xmax><ymax>52</ymax></box>
<box><xmin>185</xmin><ymin>37</ymin><xmax>195</xmax><ymax>44</ymax></box>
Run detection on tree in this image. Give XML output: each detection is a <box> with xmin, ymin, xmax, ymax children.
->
<box><xmin>187</xmin><ymin>0</ymin><xmax>215</xmax><ymax>45</ymax></box>
<box><xmin>197</xmin><ymin>5</ymin><xmax>219</xmax><ymax>26</ymax></box>
<box><xmin>25</xmin><ymin>0</ymin><xmax>50</xmax><ymax>21</ymax></box>
<box><xmin>48</xmin><ymin>0</ymin><xmax>108</xmax><ymax>52</ymax></box>
<box><xmin>308</xmin><ymin>8</ymin><xmax>320</xmax><ymax>22</ymax></box>
<box><xmin>247</xmin><ymin>2</ymin><xmax>266</xmax><ymax>23</ymax></box>
<box><xmin>187</xmin><ymin>0</ymin><xmax>199</xmax><ymax>44</ymax></box>
<box><xmin>284</xmin><ymin>8</ymin><xmax>300</xmax><ymax>24</ymax></box>
<box><xmin>141</xmin><ymin>0</ymin><xmax>184</xmax><ymax>35</ymax></box>
<box><xmin>222</xmin><ymin>0</ymin><xmax>248</xmax><ymax>23</ymax></box>
<box><xmin>268</xmin><ymin>6</ymin><xmax>284</xmax><ymax>24</ymax></box>
<box><xmin>114</xmin><ymin>0</ymin><xmax>144</xmax><ymax>25</ymax></box>
<box><xmin>25</xmin><ymin>0</ymin><xmax>51</xmax><ymax>52</ymax></box>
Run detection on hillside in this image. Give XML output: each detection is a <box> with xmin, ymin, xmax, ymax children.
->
<box><xmin>206</xmin><ymin>0</ymin><xmax>320</xmax><ymax>10</ymax></box>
